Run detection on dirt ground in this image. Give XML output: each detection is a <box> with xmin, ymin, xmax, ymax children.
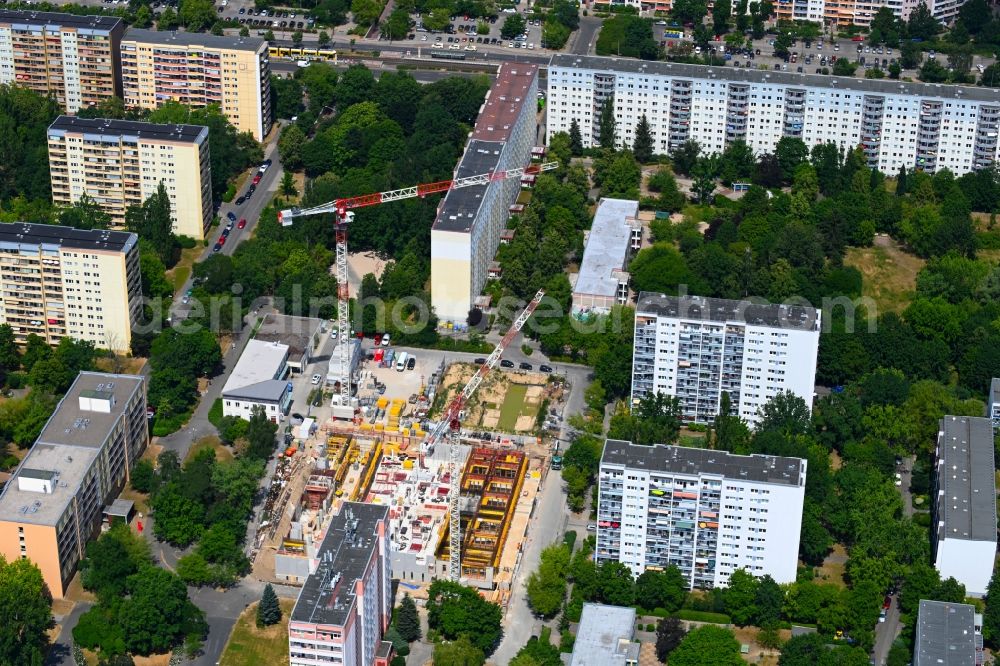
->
<box><xmin>844</xmin><ymin>234</ymin><xmax>925</xmax><ymax>314</ymax></box>
<box><xmin>816</xmin><ymin>543</ymin><xmax>849</xmax><ymax>588</ymax></box>
<box><xmin>436</xmin><ymin>363</ymin><xmax>554</xmax><ymax>434</ymax></box>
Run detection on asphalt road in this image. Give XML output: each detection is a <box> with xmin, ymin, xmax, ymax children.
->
<box><xmin>871</xmin><ymin>456</ymin><xmax>914</xmax><ymax>665</ymax></box>
<box><xmin>571</xmin><ymin>16</ymin><xmax>602</xmax><ymax>56</ymax></box>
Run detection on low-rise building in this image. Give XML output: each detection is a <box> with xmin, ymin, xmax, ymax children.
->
<box><xmin>48</xmin><ymin>116</ymin><xmax>214</xmax><ymax>240</ymax></box>
<box><xmin>570</xmin><ymin>603</ymin><xmax>639</xmax><ymax>666</ymax></box>
<box><xmin>120</xmin><ymin>29</ymin><xmax>272</xmax><ymax>142</ymax></box>
<box><xmin>914</xmin><ymin>599</ymin><xmax>984</xmax><ymax>666</ymax></box>
<box><xmin>253</xmin><ymin>313</ymin><xmax>324</xmax><ymax>374</ymax></box>
<box><xmin>0</xmin><ymin>372</ymin><xmax>146</xmax><ymax>598</ymax></box>
<box><xmin>0</xmin><ymin>222</ymin><xmax>142</xmax><ymax>351</ymax></box>
<box><xmin>288</xmin><ymin>502</ymin><xmax>393</xmax><ymax>666</ymax></box>
<box><xmin>222</xmin><ymin>339</ymin><xmax>292</xmax><ymax>422</ymax></box>
<box><xmin>933</xmin><ymin>415</ymin><xmax>997</xmax><ymax>597</ymax></box>
<box><xmin>631</xmin><ymin>292</ymin><xmax>820</xmax><ymax>429</ymax></box>
<box><xmin>0</xmin><ymin>11</ymin><xmax>124</xmax><ymax>113</ymax></box>
<box><xmin>572</xmin><ymin>198</ymin><xmax>641</xmax><ymax>317</ymax></box>
<box><xmin>598</xmin><ymin>439</ymin><xmax>806</xmax><ymax>587</ymax></box>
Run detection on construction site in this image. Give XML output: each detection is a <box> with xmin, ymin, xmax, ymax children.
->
<box><xmin>251</xmin><ymin>354</ymin><xmax>555</xmax><ymax>607</ymax></box>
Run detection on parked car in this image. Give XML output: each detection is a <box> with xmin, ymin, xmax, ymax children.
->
<box><xmin>474</xmin><ymin>357</ymin><xmax>487</xmax><ymax>364</ymax></box>
<box><xmin>237</xmin><ymin>218</ymin><xmax>247</xmax><ymax>229</ymax></box>
<box><xmin>500</xmin><ymin>359</ymin><xmax>514</xmax><ymax>368</ymax></box>
<box><xmin>519</xmin><ymin>361</ymin><xmax>532</xmax><ymax>370</ymax></box>
<box><xmin>212</xmin><ymin>243</ymin><xmax>223</xmax><ymax>252</ymax></box>
<box><xmin>311</xmin><ymin>373</ymin><xmax>322</xmax><ymax>385</ymax></box>
<box><xmin>406</xmin><ymin>357</ymin><xmax>416</xmax><ymax>370</ymax></box>
<box><xmin>252</xmin><ymin>173</ymin><xmax>262</xmax><ymax>185</ymax></box>
<box><xmin>381</xmin><ymin>333</ymin><xmax>390</xmax><ymax>346</ymax></box>
<box><xmin>226</xmin><ymin>211</ymin><xmax>237</xmax><ymax>222</ymax></box>
<box><xmin>539</xmin><ymin>364</ymin><xmax>552</xmax><ymax>373</ymax></box>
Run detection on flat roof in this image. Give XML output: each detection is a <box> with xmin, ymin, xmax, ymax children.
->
<box><xmin>549</xmin><ymin>53</ymin><xmax>1000</xmax><ymax>105</ymax></box>
<box><xmin>636</xmin><ymin>292</ymin><xmax>820</xmax><ymax>331</ymax></box>
<box><xmin>254</xmin><ymin>313</ymin><xmax>322</xmax><ymax>362</ymax></box>
<box><xmin>122</xmin><ymin>27</ymin><xmax>265</xmax><ymax>52</ymax></box>
<box><xmin>915</xmin><ymin>600</ymin><xmax>979</xmax><ymax>666</ymax></box>
<box><xmin>223</xmin><ymin>379</ymin><xmax>288</xmax><ymax>403</ymax></box>
<box><xmin>575</xmin><ymin>198</ymin><xmax>638</xmax><ymax>299</ymax></box>
<box><xmin>431</xmin><ymin>139</ymin><xmax>506</xmax><ymax>233</ymax></box>
<box><xmin>0</xmin><ymin>372</ymin><xmax>144</xmax><ymax>526</ymax></box>
<box><xmin>937</xmin><ymin>416</ymin><xmax>997</xmax><ymax>543</ymax></box>
<box><xmin>602</xmin><ymin>439</ymin><xmax>807</xmax><ymax>487</ymax></box>
<box><xmin>49</xmin><ymin>116</ymin><xmax>207</xmax><ymax>144</ymax></box>
<box><xmin>222</xmin><ymin>339</ymin><xmax>288</xmax><ymax>396</ymax></box>
<box><xmin>0</xmin><ymin>10</ymin><xmax>122</xmax><ymax>31</ymax></box>
<box><xmin>472</xmin><ymin>63</ymin><xmax>537</xmax><ymax>142</ymax></box>
<box><xmin>570</xmin><ymin>603</ymin><xmax>639</xmax><ymax>666</ymax></box>
<box><xmin>0</xmin><ymin>222</ymin><xmax>136</xmax><ymax>254</ymax></box>
<box><xmin>291</xmin><ymin>502</ymin><xmax>388</xmax><ymax>627</ymax></box>
<box><xmin>0</xmin><ymin>443</ymin><xmax>99</xmax><ymax>526</ymax></box>
<box><xmin>37</xmin><ymin>373</ymin><xmax>145</xmax><ymax>450</ymax></box>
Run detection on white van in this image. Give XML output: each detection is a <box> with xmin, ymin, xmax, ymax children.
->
<box><xmin>395</xmin><ymin>352</ymin><xmax>408</xmax><ymax>372</ymax></box>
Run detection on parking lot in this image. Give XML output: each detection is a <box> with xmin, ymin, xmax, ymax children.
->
<box><xmin>409</xmin><ymin>12</ymin><xmax>545</xmax><ymax>52</ymax></box>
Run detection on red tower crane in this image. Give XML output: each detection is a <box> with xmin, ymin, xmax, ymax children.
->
<box><xmin>278</xmin><ymin>161</ymin><xmax>558</xmax><ymax>408</ymax></box>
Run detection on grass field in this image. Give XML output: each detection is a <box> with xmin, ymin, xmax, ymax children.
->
<box><xmin>166</xmin><ymin>245</ymin><xmax>204</xmax><ymax>292</ymax></box>
<box><xmin>844</xmin><ymin>235</ymin><xmax>925</xmax><ymax>314</ymax></box>
<box><xmin>184</xmin><ymin>435</ymin><xmax>234</xmax><ymax>465</ymax></box>
<box><xmin>219</xmin><ymin>598</ymin><xmax>295</xmax><ymax>666</ymax></box>
<box><xmin>498</xmin><ymin>384</ymin><xmax>530</xmax><ymax>430</ymax></box>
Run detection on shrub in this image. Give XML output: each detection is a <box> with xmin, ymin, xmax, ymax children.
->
<box><xmin>176</xmin><ymin>235</ymin><xmax>197</xmax><ymax>250</ymax></box>
<box><xmin>130</xmin><ymin>459</ymin><xmax>155</xmax><ymax>494</ymax></box>
<box><xmin>222</xmin><ymin>184</ymin><xmax>237</xmax><ymax>202</ymax></box>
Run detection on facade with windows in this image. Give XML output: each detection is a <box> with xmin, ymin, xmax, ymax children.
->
<box><xmin>989</xmin><ymin>378</ymin><xmax>999</xmax><ymax>432</ymax></box>
<box><xmin>547</xmin><ymin>54</ymin><xmax>1000</xmax><ymax>177</ymax></box>
<box><xmin>430</xmin><ymin>63</ymin><xmax>538</xmax><ymax>325</ymax></box>
<box><xmin>0</xmin><ymin>373</ymin><xmax>147</xmax><ymax>598</ymax></box>
<box><xmin>597</xmin><ymin>439</ymin><xmax>806</xmax><ymax>588</ymax></box>
<box><xmin>631</xmin><ymin>292</ymin><xmax>820</xmax><ymax>430</ymax></box>
<box><xmin>774</xmin><ymin>0</ymin><xmax>966</xmax><ymax>26</ymax></box>
<box><xmin>48</xmin><ymin>116</ymin><xmax>213</xmax><ymax>240</ymax></box>
<box><xmin>0</xmin><ymin>222</ymin><xmax>141</xmax><ymax>351</ymax></box>
<box><xmin>222</xmin><ymin>339</ymin><xmax>292</xmax><ymax>422</ymax></box>
<box><xmin>0</xmin><ymin>11</ymin><xmax>124</xmax><ymax>113</ymax></box>
<box><xmin>288</xmin><ymin>503</ymin><xmax>393</xmax><ymax>666</ymax></box>
<box><xmin>120</xmin><ymin>29</ymin><xmax>272</xmax><ymax>141</ymax></box>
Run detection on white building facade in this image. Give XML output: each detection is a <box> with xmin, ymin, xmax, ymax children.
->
<box><xmin>933</xmin><ymin>416</ymin><xmax>996</xmax><ymax>598</ymax></box>
<box><xmin>597</xmin><ymin>439</ymin><xmax>806</xmax><ymax>588</ymax></box>
<box><xmin>631</xmin><ymin>293</ymin><xmax>820</xmax><ymax>430</ymax></box>
<box><xmin>547</xmin><ymin>55</ymin><xmax>1000</xmax><ymax>177</ymax></box>
<box><xmin>221</xmin><ymin>339</ymin><xmax>292</xmax><ymax>422</ymax></box>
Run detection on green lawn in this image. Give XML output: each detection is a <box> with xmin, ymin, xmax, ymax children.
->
<box><xmin>219</xmin><ymin>598</ymin><xmax>294</xmax><ymax>666</ymax></box>
<box><xmin>498</xmin><ymin>384</ymin><xmax>529</xmax><ymax>431</ymax></box>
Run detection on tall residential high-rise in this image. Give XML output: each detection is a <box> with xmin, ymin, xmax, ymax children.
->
<box><xmin>597</xmin><ymin>439</ymin><xmax>807</xmax><ymax>588</ymax></box>
<box><xmin>933</xmin><ymin>415</ymin><xmax>996</xmax><ymax>597</ymax></box>
<box><xmin>914</xmin><ymin>600</ymin><xmax>984</xmax><ymax>666</ymax></box>
<box><xmin>0</xmin><ymin>11</ymin><xmax>124</xmax><ymax>113</ymax></box>
<box><xmin>0</xmin><ymin>372</ymin><xmax>147</xmax><ymax>598</ymax></box>
<box><xmin>0</xmin><ymin>223</ymin><xmax>141</xmax><ymax>351</ymax></box>
<box><xmin>120</xmin><ymin>29</ymin><xmax>272</xmax><ymax>141</ymax></box>
<box><xmin>48</xmin><ymin>116</ymin><xmax>213</xmax><ymax>240</ymax></box>
<box><xmin>430</xmin><ymin>63</ymin><xmax>538</xmax><ymax>325</ymax></box>
<box><xmin>631</xmin><ymin>292</ymin><xmax>820</xmax><ymax>429</ymax></box>
<box><xmin>547</xmin><ymin>54</ymin><xmax>1000</xmax><ymax>177</ymax></box>
<box><xmin>288</xmin><ymin>503</ymin><xmax>393</xmax><ymax>666</ymax></box>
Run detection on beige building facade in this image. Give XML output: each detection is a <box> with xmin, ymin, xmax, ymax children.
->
<box><xmin>0</xmin><ymin>222</ymin><xmax>142</xmax><ymax>351</ymax></box>
<box><xmin>120</xmin><ymin>29</ymin><xmax>272</xmax><ymax>141</ymax></box>
<box><xmin>48</xmin><ymin>115</ymin><xmax>213</xmax><ymax>240</ymax></box>
<box><xmin>0</xmin><ymin>11</ymin><xmax>124</xmax><ymax>113</ymax></box>
<box><xmin>0</xmin><ymin>372</ymin><xmax>147</xmax><ymax>598</ymax></box>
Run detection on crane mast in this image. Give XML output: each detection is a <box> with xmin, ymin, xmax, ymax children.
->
<box><xmin>278</xmin><ymin>161</ymin><xmax>557</xmax><ymax>409</ymax></box>
<box><xmin>419</xmin><ymin>289</ymin><xmax>546</xmax><ymax>582</ymax></box>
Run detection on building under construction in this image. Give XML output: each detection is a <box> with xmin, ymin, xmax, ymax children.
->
<box><xmin>436</xmin><ymin>446</ymin><xmax>528</xmax><ymax>589</ymax></box>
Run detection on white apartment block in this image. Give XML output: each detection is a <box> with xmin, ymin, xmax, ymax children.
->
<box><xmin>0</xmin><ymin>11</ymin><xmax>124</xmax><ymax>114</ymax></box>
<box><xmin>597</xmin><ymin>439</ymin><xmax>807</xmax><ymax>588</ymax></box>
<box><xmin>0</xmin><ymin>223</ymin><xmax>141</xmax><ymax>351</ymax></box>
<box><xmin>774</xmin><ymin>0</ymin><xmax>966</xmax><ymax>26</ymax></box>
<box><xmin>572</xmin><ymin>198</ymin><xmax>641</xmax><ymax>317</ymax></box>
<box><xmin>547</xmin><ymin>55</ymin><xmax>1000</xmax><ymax>177</ymax></box>
<box><xmin>48</xmin><ymin>116</ymin><xmax>214</xmax><ymax>241</ymax></box>
<box><xmin>933</xmin><ymin>416</ymin><xmax>996</xmax><ymax>598</ymax></box>
<box><xmin>632</xmin><ymin>292</ymin><xmax>820</xmax><ymax>430</ymax></box>
<box><xmin>431</xmin><ymin>63</ymin><xmax>538</xmax><ymax>325</ymax></box>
